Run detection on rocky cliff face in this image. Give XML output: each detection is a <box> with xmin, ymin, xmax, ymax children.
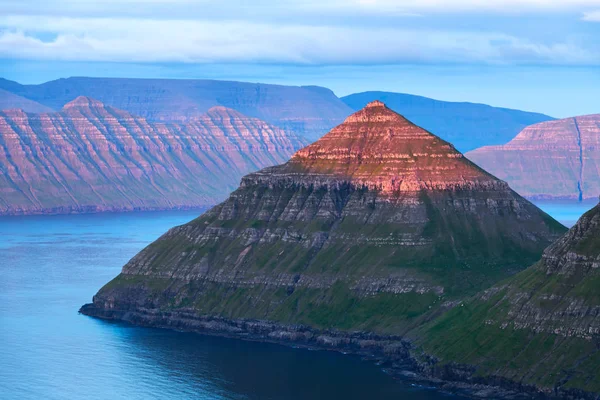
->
<box><xmin>466</xmin><ymin>115</ymin><xmax>600</xmax><ymax>201</ymax></box>
<box><xmin>81</xmin><ymin>101</ymin><xmax>565</xmax><ymax>338</ymax></box>
<box><xmin>0</xmin><ymin>77</ymin><xmax>353</xmax><ymax>141</ymax></box>
<box><xmin>342</xmin><ymin>91</ymin><xmax>554</xmax><ymax>152</ymax></box>
<box><xmin>0</xmin><ymin>96</ymin><xmax>307</xmax><ymax>215</ymax></box>
<box><xmin>420</xmin><ymin>203</ymin><xmax>600</xmax><ymax>397</ymax></box>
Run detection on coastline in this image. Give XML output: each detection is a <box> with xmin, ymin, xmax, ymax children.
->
<box><xmin>2</xmin><ymin>197</ymin><xmax>594</xmax><ymax>218</ymax></box>
<box><xmin>0</xmin><ymin>205</ymin><xmax>211</xmax><ymax>217</ymax></box>
<box><xmin>79</xmin><ymin>304</ymin><xmax>596</xmax><ymax>400</ymax></box>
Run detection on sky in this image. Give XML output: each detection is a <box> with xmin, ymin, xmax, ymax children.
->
<box><xmin>1</xmin><ymin>0</ymin><xmax>599</xmax><ymax>117</ymax></box>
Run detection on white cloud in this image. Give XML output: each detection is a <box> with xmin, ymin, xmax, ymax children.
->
<box><xmin>3</xmin><ymin>0</ymin><xmax>600</xmax><ymax>19</ymax></box>
<box><xmin>582</xmin><ymin>9</ymin><xmax>600</xmax><ymax>20</ymax></box>
<box><xmin>0</xmin><ymin>15</ymin><xmax>596</xmax><ymax>66</ymax></box>
<box><xmin>352</xmin><ymin>0</ymin><xmax>600</xmax><ymax>13</ymax></box>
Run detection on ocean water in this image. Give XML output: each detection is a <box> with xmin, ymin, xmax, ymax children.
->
<box><xmin>532</xmin><ymin>199</ymin><xmax>598</xmax><ymax>228</ymax></box>
<box><xmin>0</xmin><ymin>203</ymin><xmax>591</xmax><ymax>399</ymax></box>
<box><xmin>0</xmin><ymin>210</ymin><xmax>464</xmax><ymax>400</ymax></box>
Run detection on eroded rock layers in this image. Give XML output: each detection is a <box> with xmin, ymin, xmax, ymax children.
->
<box><xmin>0</xmin><ymin>77</ymin><xmax>353</xmax><ymax>141</ymax></box>
<box><xmin>466</xmin><ymin>114</ymin><xmax>600</xmax><ymax>200</ymax></box>
<box><xmin>342</xmin><ymin>91</ymin><xmax>554</xmax><ymax>152</ymax></box>
<box><xmin>0</xmin><ymin>96</ymin><xmax>308</xmax><ymax>215</ymax></box>
<box><xmin>82</xmin><ymin>101</ymin><xmax>565</xmax><ymax>338</ymax></box>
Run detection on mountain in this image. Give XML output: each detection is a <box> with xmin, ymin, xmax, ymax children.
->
<box><xmin>81</xmin><ymin>101</ymin><xmax>565</xmax><ymax>342</ymax></box>
<box><xmin>467</xmin><ymin>114</ymin><xmax>600</xmax><ymax>201</ymax></box>
<box><xmin>342</xmin><ymin>91</ymin><xmax>554</xmax><ymax>152</ymax></box>
<box><xmin>0</xmin><ymin>88</ymin><xmax>53</xmax><ymax>113</ymax></box>
<box><xmin>419</xmin><ymin>203</ymin><xmax>600</xmax><ymax>397</ymax></box>
<box><xmin>0</xmin><ymin>77</ymin><xmax>353</xmax><ymax>141</ymax></box>
<box><xmin>0</xmin><ymin>96</ymin><xmax>308</xmax><ymax>215</ymax></box>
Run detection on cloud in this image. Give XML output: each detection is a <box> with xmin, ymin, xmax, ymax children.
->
<box><xmin>350</xmin><ymin>0</ymin><xmax>600</xmax><ymax>16</ymax></box>
<box><xmin>1</xmin><ymin>1</ymin><xmax>599</xmax><ymax>67</ymax></box>
<box><xmin>11</xmin><ymin>11</ymin><xmax>600</xmax><ymax>68</ymax></box>
<box><xmin>3</xmin><ymin>0</ymin><xmax>600</xmax><ymax>19</ymax></box>
<box><xmin>583</xmin><ymin>9</ymin><xmax>600</xmax><ymax>20</ymax></box>
<box><xmin>0</xmin><ymin>15</ymin><xmax>597</xmax><ymax>66</ymax></box>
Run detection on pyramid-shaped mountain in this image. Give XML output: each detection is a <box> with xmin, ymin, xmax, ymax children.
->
<box><xmin>81</xmin><ymin>101</ymin><xmax>566</xmax><ymax>336</ymax></box>
<box><xmin>256</xmin><ymin>100</ymin><xmax>500</xmax><ymax>192</ymax></box>
<box><xmin>420</xmin><ymin>203</ymin><xmax>600</xmax><ymax>397</ymax></box>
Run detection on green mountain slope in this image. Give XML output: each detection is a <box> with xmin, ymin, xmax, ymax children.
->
<box><xmin>81</xmin><ymin>101</ymin><xmax>565</xmax><ymax>336</ymax></box>
<box><xmin>419</xmin><ymin>204</ymin><xmax>600</xmax><ymax>396</ymax></box>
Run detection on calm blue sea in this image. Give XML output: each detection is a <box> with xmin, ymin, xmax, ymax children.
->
<box><xmin>533</xmin><ymin>199</ymin><xmax>597</xmax><ymax>228</ymax></box>
<box><xmin>0</xmin><ymin>202</ymin><xmax>590</xmax><ymax>399</ymax></box>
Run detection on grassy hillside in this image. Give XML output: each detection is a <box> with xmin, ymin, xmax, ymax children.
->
<box><xmin>418</xmin><ymin>205</ymin><xmax>600</xmax><ymax>394</ymax></box>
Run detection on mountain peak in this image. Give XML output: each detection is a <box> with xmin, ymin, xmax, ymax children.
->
<box><xmin>62</xmin><ymin>96</ymin><xmax>105</xmax><ymax>110</ymax></box>
<box><xmin>280</xmin><ymin>100</ymin><xmax>494</xmax><ymax>193</ymax></box>
<box><xmin>543</xmin><ymin>203</ymin><xmax>600</xmax><ymax>267</ymax></box>
<box><xmin>207</xmin><ymin>105</ymin><xmax>231</xmax><ymax>112</ymax></box>
<box><xmin>205</xmin><ymin>105</ymin><xmax>246</xmax><ymax>119</ymax></box>
<box><xmin>364</xmin><ymin>99</ymin><xmax>386</xmax><ymax>108</ymax></box>
<box><xmin>343</xmin><ymin>99</ymin><xmax>411</xmax><ymax>125</ymax></box>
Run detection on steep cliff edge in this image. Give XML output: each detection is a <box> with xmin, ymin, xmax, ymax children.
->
<box><xmin>0</xmin><ymin>97</ymin><xmax>308</xmax><ymax>215</ymax></box>
<box><xmin>81</xmin><ymin>101</ymin><xmax>565</xmax><ymax>339</ymax></box>
<box><xmin>419</xmin><ymin>203</ymin><xmax>600</xmax><ymax>397</ymax></box>
<box><xmin>466</xmin><ymin>115</ymin><xmax>600</xmax><ymax>201</ymax></box>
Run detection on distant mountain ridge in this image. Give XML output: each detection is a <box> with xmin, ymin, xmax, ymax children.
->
<box><xmin>0</xmin><ymin>77</ymin><xmax>353</xmax><ymax>141</ymax></box>
<box><xmin>0</xmin><ymin>88</ymin><xmax>53</xmax><ymax>114</ymax></box>
<box><xmin>467</xmin><ymin>114</ymin><xmax>600</xmax><ymax>201</ymax></box>
<box><xmin>1</xmin><ymin>78</ymin><xmax>558</xmax><ymax>150</ymax></box>
<box><xmin>342</xmin><ymin>91</ymin><xmax>554</xmax><ymax>152</ymax></box>
<box><xmin>0</xmin><ymin>96</ymin><xmax>308</xmax><ymax>215</ymax></box>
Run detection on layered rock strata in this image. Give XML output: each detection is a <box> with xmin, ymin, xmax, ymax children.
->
<box><xmin>342</xmin><ymin>91</ymin><xmax>554</xmax><ymax>152</ymax></box>
<box><xmin>0</xmin><ymin>97</ymin><xmax>308</xmax><ymax>215</ymax></box>
<box><xmin>466</xmin><ymin>115</ymin><xmax>600</xmax><ymax>201</ymax></box>
<box><xmin>81</xmin><ymin>101</ymin><xmax>565</xmax><ymax>338</ymax></box>
<box><xmin>0</xmin><ymin>77</ymin><xmax>353</xmax><ymax>141</ymax></box>
<box><xmin>420</xmin><ymin>203</ymin><xmax>600</xmax><ymax>397</ymax></box>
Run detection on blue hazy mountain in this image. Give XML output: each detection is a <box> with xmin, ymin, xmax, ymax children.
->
<box><xmin>1</xmin><ymin>79</ymin><xmax>556</xmax><ymax>151</ymax></box>
<box><xmin>0</xmin><ymin>77</ymin><xmax>353</xmax><ymax>141</ymax></box>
